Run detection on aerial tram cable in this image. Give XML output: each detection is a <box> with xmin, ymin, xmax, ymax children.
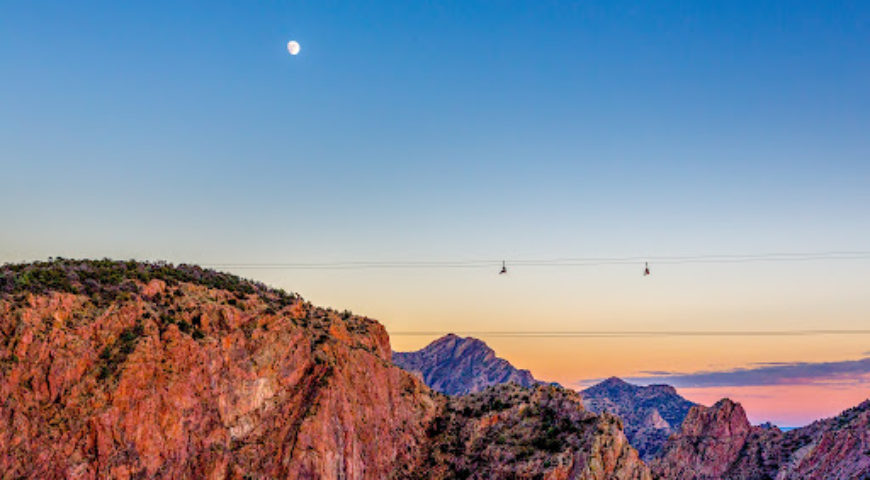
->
<box><xmin>202</xmin><ymin>250</ymin><xmax>870</xmax><ymax>271</ymax></box>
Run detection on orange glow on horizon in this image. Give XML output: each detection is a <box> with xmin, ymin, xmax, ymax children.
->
<box><xmin>388</xmin><ymin>331</ymin><xmax>870</xmax><ymax>426</ymax></box>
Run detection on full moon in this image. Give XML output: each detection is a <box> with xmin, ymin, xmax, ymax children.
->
<box><xmin>287</xmin><ymin>40</ymin><xmax>301</xmax><ymax>55</ymax></box>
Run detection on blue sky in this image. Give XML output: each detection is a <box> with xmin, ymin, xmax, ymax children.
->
<box><xmin>2</xmin><ymin>1</ymin><xmax>869</xmax><ymax>423</ymax></box>
<box><xmin>3</xmin><ymin>1</ymin><xmax>868</xmax><ymax>267</ymax></box>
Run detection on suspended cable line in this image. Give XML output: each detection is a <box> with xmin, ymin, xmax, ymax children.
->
<box><xmin>202</xmin><ymin>250</ymin><xmax>870</xmax><ymax>270</ymax></box>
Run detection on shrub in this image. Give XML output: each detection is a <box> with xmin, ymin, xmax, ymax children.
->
<box><xmin>97</xmin><ymin>321</ymin><xmax>144</xmax><ymax>381</ymax></box>
<box><xmin>0</xmin><ymin>259</ymin><xmax>295</xmax><ymax>303</ymax></box>
<box><xmin>177</xmin><ymin>320</ymin><xmax>192</xmax><ymax>334</ymax></box>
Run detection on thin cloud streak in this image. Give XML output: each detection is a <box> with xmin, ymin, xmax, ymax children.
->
<box><xmin>621</xmin><ymin>357</ymin><xmax>870</xmax><ymax>388</ymax></box>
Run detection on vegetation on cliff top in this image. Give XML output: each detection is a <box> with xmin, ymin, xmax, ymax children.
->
<box><xmin>0</xmin><ymin>259</ymin><xmax>377</xmax><ymax>355</ymax></box>
<box><xmin>0</xmin><ymin>258</ymin><xmax>297</xmax><ymax>304</ymax></box>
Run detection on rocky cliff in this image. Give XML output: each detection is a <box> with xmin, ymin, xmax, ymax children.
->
<box><xmin>651</xmin><ymin>398</ymin><xmax>756</xmax><ymax>479</ymax></box>
<box><xmin>394</xmin><ymin>336</ymin><xmax>694</xmax><ymax>461</ymax></box>
<box><xmin>393</xmin><ymin>334</ymin><xmax>541</xmax><ymax>395</ymax></box>
<box><xmin>651</xmin><ymin>397</ymin><xmax>870</xmax><ymax>480</ymax></box>
<box><xmin>0</xmin><ymin>260</ymin><xmax>649</xmax><ymax>480</ymax></box>
<box><xmin>581</xmin><ymin>377</ymin><xmax>696</xmax><ymax>461</ymax></box>
<box><xmin>415</xmin><ymin>383</ymin><xmax>651</xmax><ymax>480</ymax></box>
<box><xmin>0</xmin><ymin>260</ymin><xmax>439</xmax><ymax>479</ymax></box>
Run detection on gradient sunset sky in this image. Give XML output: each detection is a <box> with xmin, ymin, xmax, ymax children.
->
<box><xmin>2</xmin><ymin>1</ymin><xmax>869</xmax><ymax>426</ymax></box>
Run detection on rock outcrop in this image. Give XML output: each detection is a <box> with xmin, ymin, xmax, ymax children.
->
<box><xmin>0</xmin><ymin>260</ymin><xmax>438</xmax><ymax>479</ymax></box>
<box><xmin>0</xmin><ymin>260</ymin><xmax>650</xmax><ymax>480</ymax></box>
<box><xmin>581</xmin><ymin>377</ymin><xmax>696</xmax><ymax>461</ymax></box>
<box><xmin>777</xmin><ymin>399</ymin><xmax>870</xmax><ymax>479</ymax></box>
<box><xmin>393</xmin><ymin>333</ymin><xmax>542</xmax><ymax>395</ymax></box>
<box><xmin>652</xmin><ymin>397</ymin><xmax>870</xmax><ymax>480</ymax></box>
<box><xmin>415</xmin><ymin>383</ymin><xmax>652</xmax><ymax>480</ymax></box>
<box><xmin>651</xmin><ymin>398</ymin><xmax>756</xmax><ymax>479</ymax></box>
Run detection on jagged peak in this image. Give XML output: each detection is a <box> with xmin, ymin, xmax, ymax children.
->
<box><xmin>757</xmin><ymin>421</ymin><xmax>780</xmax><ymax>430</ymax></box>
<box><xmin>645</xmin><ymin>383</ymin><xmax>679</xmax><ymax>394</ymax></box>
<box><xmin>429</xmin><ymin>333</ymin><xmax>480</xmax><ymax>345</ymax></box>
<box><xmin>602</xmin><ymin>376</ymin><xmax>629</xmax><ymax>386</ymax></box>
<box><xmin>392</xmin><ymin>334</ymin><xmax>541</xmax><ymax>395</ymax></box>
<box><xmin>655</xmin><ymin>398</ymin><xmax>870</xmax><ymax>479</ymax></box>
<box><xmin>587</xmin><ymin>378</ymin><xmax>680</xmax><ymax>397</ymax></box>
<box><xmin>436</xmin><ymin>332</ymin><xmax>460</xmax><ymax>342</ymax></box>
<box><xmin>584</xmin><ymin>376</ymin><xmax>634</xmax><ymax>393</ymax></box>
<box><xmin>711</xmin><ymin>397</ymin><xmax>742</xmax><ymax>411</ymax></box>
<box><xmin>410</xmin><ymin>334</ymin><xmax>494</xmax><ymax>358</ymax></box>
<box><xmin>679</xmin><ymin>397</ymin><xmax>751</xmax><ymax>439</ymax></box>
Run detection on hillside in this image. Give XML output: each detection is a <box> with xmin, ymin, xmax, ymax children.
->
<box><xmin>393</xmin><ymin>335</ymin><xmax>695</xmax><ymax>461</ymax></box>
<box><xmin>0</xmin><ymin>259</ymin><xmax>649</xmax><ymax>480</ymax></box>
<box><xmin>651</xmin><ymin>397</ymin><xmax>870</xmax><ymax>480</ymax></box>
<box><xmin>393</xmin><ymin>334</ymin><xmax>541</xmax><ymax>395</ymax></box>
<box><xmin>416</xmin><ymin>383</ymin><xmax>650</xmax><ymax>480</ymax></box>
<box><xmin>580</xmin><ymin>377</ymin><xmax>696</xmax><ymax>461</ymax></box>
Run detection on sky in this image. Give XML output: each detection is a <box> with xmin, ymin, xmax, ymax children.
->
<box><xmin>1</xmin><ymin>1</ymin><xmax>869</xmax><ymax>426</ymax></box>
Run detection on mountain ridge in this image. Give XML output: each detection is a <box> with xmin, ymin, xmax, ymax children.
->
<box><xmin>392</xmin><ymin>333</ymin><xmax>542</xmax><ymax>395</ymax></box>
<box><xmin>393</xmin><ymin>335</ymin><xmax>697</xmax><ymax>460</ymax></box>
<box><xmin>5</xmin><ymin>260</ymin><xmax>867</xmax><ymax>479</ymax></box>
<box><xmin>580</xmin><ymin>376</ymin><xmax>697</xmax><ymax>460</ymax></box>
<box><xmin>0</xmin><ymin>259</ymin><xmax>649</xmax><ymax>479</ymax></box>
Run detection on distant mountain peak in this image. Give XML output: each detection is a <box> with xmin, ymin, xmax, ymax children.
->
<box><xmin>588</xmin><ymin>376</ymin><xmax>635</xmax><ymax>392</ymax></box>
<box><xmin>429</xmin><ymin>333</ymin><xmax>486</xmax><ymax>349</ymax></box>
<box><xmin>432</xmin><ymin>332</ymin><xmax>461</xmax><ymax>343</ymax></box>
<box><xmin>581</xmin><ymin>377</ymin><xmax>697</xmax><ymax>461</ymax></box>
<box><xmin>601</xmin><ymin>376</ymin><xmax>629</xmax><ymax>386</ymax></box>
<box><xmin>392</xmin><ymin>334</ymin><xmax>541</xmax><ymax>396</ymax></box>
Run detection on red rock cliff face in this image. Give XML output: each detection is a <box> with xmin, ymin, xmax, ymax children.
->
<box><xmin>651</xmin><ymin>397</ymin><xmax>870</xmax><ymax>480</ymax></box>
<box><xmin>651</xmin><ymin>399</ymin><xmax>753</xmax><ymax>479</ymax></box>
<box><xmin>0</xmin><ymin>264</ymin><xmax>436</xmax><ymax>479</ymax></box>
<box><xmin>780</xmin><ymin>399</ymin><xmax>870</xmax><ymax>479</ymax></box>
